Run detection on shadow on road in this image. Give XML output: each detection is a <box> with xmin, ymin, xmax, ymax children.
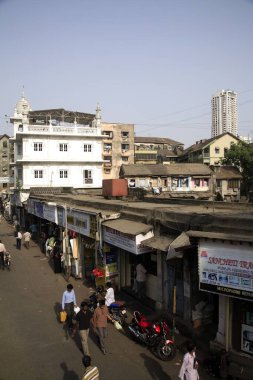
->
<box><xmin>60</xmin><ymin>362</ymin><xmax>79</xmax><ymax>380</ymax></box>
<box><xmin>140</xmin><ymin>353</ymin><xmax>171</xmax><ymax>380</ymax></box>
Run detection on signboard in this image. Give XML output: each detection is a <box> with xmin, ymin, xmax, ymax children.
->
<box><xmin>27</xmin><ymin>199</ymin><xmax>35</xmax><ymax>214</ymax></box>
<box><xmin>43</xmin><ymin>204</ymin><xmax>57</xmax><ymax>223</ymax></box>
<box><xmin>34</xmin><ymin>202</ymin><xmax>44</xmax><ymax>218</ymax></box>
<box><xmin>199</xmin><ymin>239</ymin><xmax>253</xmax><ymax>301</ymax></box>
<box><xmin>67</xmin><ymin>210</ymin><xmax>91</xmax><ymax>236</ymax></box>
<box><xmin>102</xmin><ymin>226</ymin><xmax>153</xmax><ymax>255</ymax></box>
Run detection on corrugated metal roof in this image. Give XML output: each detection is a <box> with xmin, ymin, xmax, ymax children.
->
<box><xmin>102</xmin><ymin>218</ymin><xmax>153</xmax><ymax>235</ymax></box>
<box><xmin>134</xmin><ymin>136</ymin><xmax>183</xmax><ymax>146</ymax></box>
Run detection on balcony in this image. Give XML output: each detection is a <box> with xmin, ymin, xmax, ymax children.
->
<box><xmin>14</xmin><ymin>123</ymin><xmax>102</xmax><ymax>137</ymax></box>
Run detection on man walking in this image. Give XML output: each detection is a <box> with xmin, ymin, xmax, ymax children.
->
<box><xmin>16</xmin><ymin>231</ymin><xmax>22</xmax><ymax>250</ymax></box>
<box><xmin>23</xmin><ymin>230</ymin><xmax>31</xmax><ymax>249</ymax></box>
<box><xmin>74</xmin><ymin>301</ymin><xmax>93</xmax><ymax>355</ymax></box>
<box><xmin>0</xmin><ymin>239</ymin><xmax>6</xmax><ymax>270</ymax></box>
<box><xmin>91</xmin><ymin>299</ymin><xmax>108</xmax><ymax>355</ymax></box>
<box><xmin>136</xmin><ymin>261</ymin><xmax>147</xmax><ymax>299</ymax></box>
<box><xmin>62</xmin><ymin>284</ymin><xmax>77</xmax><ymax>330</ymax></box>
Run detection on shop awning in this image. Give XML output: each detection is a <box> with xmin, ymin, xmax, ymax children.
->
<box><xmin>142</xmin><ymin>235</ymin><xmax>174</xmax><ymax>252</ymax></box>
<box><xmin>186</xmin><ymin>230</ymin><xmax>253</xmax><ymax>243</ymax></box>
<box><xmin>166</xmin><ymin>232</ymin><xmax>191</xmax><ymax>260</ymax></box>
<box><xmin>102</xmin><ymin>218</ymin><xmax>153</xmax><ymax>235</ymax></box>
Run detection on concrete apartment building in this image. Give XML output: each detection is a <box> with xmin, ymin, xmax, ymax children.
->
<box><xmin>10</xmin><ymin>95</ymin><xmax>104</xmax><ymax>190</ymax></box>
<box><xmin>101</xmin><ymin>122</ymin><xmax>134</xmax><ymax>179</ymax></box>
<box><xmin>134</xmin><ymin>137</ymin><xmax>184</xmax><ymax>164</ymax></box>
<box><xmin>0</xmin><ymin>134</ymin><xmax>14</xmax><ymax>191</ymax></box>
<box><xmin>212</xmin><ymin>89</ymin><xmax>238</xmax><ymax>137</ymax></box>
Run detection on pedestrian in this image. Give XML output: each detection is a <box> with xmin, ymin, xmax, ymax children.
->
<box><xmin>179</xmin><ymin>341</ymin><xmax>200</xmax><ymax>380</ymax></box>
<box><xmin>105</xmin><ymin>281</ymin><xmax>115</xmax><ymax>307</ymax></box>
<box><xmin>91</xmin><ymin>299</ymin><xmax>109</xmax><ymax>355</ymax></box>
<box><xmin>52</xmin><ymin>240</ymin><xmax>62</xmax><ymax>273</ymax></box>
<box><xmin>81</xmin><ymin>355</ymin><xmax>99</xmax><ymax>380</ymax></box>
<box><xmin>23</xmin><ymin>230</ymin><xmax>31</xmax><ymax>249</ymax></box>
<box><xmin>0</xmin><ymin>239</ymin><xmax>7</xmax><ymax>270</ymax></box>
<box><xmin>62</xmin><ymin>283</ymin><xmax>77</xmax><ymax>330</ymax></box>
<box><xmin>74</xmin><ymin>301</ymin><xmax>93</xmax><ymax>355</ymax></box>
<box><xmin>16</xmin><ymin>230</ymin><xmax>22</xmax><ymax>250</ymax></box>
<box><xmin>136</xmin><ymin>261</ymin><xmax>147</xmax><ymax>299</ymax></box>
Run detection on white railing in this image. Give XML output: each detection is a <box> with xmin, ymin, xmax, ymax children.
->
<box><xmin>19</xmin><ymin>124</ymin><xmax>101</xmax><ymax>136</ymax></box>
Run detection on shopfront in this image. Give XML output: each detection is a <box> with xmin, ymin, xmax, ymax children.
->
<box><xmin>102</xmin><ymin>218</ymin><xmax>156</xmax><ymax>300</ymax></box>
<box><xmin>188</xmin><ymin>230</ymin><xmax>253</xmax><ymax>360</ymax></box>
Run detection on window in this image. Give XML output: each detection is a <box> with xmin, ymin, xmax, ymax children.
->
<box><xmin>84</xmin><ymin>144</ymin><xmax>92</xmax><ymax>152</ymax></box>
<box><xmin>2</xmin><ymin>141</ymin><xmax>7</xmax><ymax>148</ymax></box>
<box><xmin>84</xmin><ymin>170</ymin><xmax>93</xmax><ymax>184</ymax></box>
<box><xmin>59</xmin><ymin>170</ymin><xmax>68</xmax><ymax>178</ymax></box>
<box><xmin>34</xmin><ymin>143</ymin><xmax>43</xmax><ymax>151</ymax></box>
<box><xmin>121</xmin><ymin>144</ymin><xmax>129</xmax><ymax>152</ymax></box>
<box><xmin>59</xmin><ymin>143</ymin><xmax>68</xmax><ymax>152</ymax></box>
<box><xmin>17</xmin><ymin>144</ymin><xmax>22</xmax><ymax>155</ymax></box>
<box><xmin>224</xmin><ymin>148</ymin><xmax>228</xmax><ymax>155</ymax></box>
<box><xmin>215</xmin><ymin>147</ymin><xmax>220</xmax><ymax>154</ymax></box>
<box><xmin>121</xmin><ymin>131</ymin><xmax>129</xmax><ymax>139</ymax></box>
<box><xmin>228</xmin><ymin>179</ymin><xmax>239</xmax><ymax>189</ymax></box>
<box><xmin>34</xmin><ymin>170</ymin><xmax>43</xmax><ymax>178</ymax></box>
<box><xmin>122</xmin><ymin>156</ymin><xmax>128</xmax><ymax>162</ymax></box>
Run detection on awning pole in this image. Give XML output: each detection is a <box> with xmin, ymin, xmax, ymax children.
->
<box><xmin>172</xmin><ymin>285</ymin><xmax>176</xmax><ymax>340</ymax></box>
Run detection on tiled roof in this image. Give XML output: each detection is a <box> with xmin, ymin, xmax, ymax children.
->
<box><xmin>134</xmin><ymin>136</ymin><xmax>183</xmax><ymax>146</ymax></box>
<box><xmin>121</xmin><ymin>163</ymin><xmax>213</xmax><ymax>176</ymax></box>
<box><xmin>214</xmin><ymin>166</ymin><xmax>242</xmax><ymax>179</ymax></box>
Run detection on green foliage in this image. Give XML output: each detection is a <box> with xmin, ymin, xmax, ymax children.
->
<box><xmin>222</xmin><ymin>141</ymin><xmax>253</xmax><ymax>192</ymax></box>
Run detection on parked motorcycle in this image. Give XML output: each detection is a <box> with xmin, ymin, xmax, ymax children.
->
<box><xmin>87</xmin><ymin>286</ymin><xmax>104</xmax><ymax>312</ymax></box>
<box><xmin>4</xmin><ymin>252</ymin><xmax>11</xmax><ymax>271</ymax></box>
<box><xmin>128</xmin><ymin>311</ymin><xmax>176</xmax><ymax>361</ymax></box>
<box><xmin>108</xmin><ymin>301</ymin><xmax>127</xmax><ymax>326</ymax></box>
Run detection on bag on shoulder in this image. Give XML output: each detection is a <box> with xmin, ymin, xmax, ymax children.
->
<box><xmin>60</xmin><ymin>310</ymin><xmax>67</xmax><ymax>323</ymax></box>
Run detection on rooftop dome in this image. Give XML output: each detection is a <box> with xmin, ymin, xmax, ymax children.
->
<box><xmin>15</xmin><ymin>94</ymin><xmax>32</xmax><ymax>116</ymax></box>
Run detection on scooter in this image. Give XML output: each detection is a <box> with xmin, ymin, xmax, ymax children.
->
<box><xmin>128</xmin><ymin>311</ymin><xmax>176</xmax><ymax>361</ymax></box>
<box><xmin>87</xmin><ymin>286</ymin><xmax>104</xmax><ymax>312</ymax></box>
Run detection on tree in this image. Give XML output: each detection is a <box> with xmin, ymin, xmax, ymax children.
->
<box><xmin>222</xmin><ymin>141</ymin><xmax>253</xmax><ymax>194</ymax></box>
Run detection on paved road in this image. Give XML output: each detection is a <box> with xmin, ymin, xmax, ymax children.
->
<box><xmin>0</xmin><ymin>219</ymin><xmax>216</xmax><ymax>380</ymax></box>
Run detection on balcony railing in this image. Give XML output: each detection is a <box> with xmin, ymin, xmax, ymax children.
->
<box><xmin>16</xmin><ymin>123</ymin><xmax>101</xmax><ymax>136</ymax></box>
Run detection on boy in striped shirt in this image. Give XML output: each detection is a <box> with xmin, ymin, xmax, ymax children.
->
<box><xmin>82</xmin><ymin>355</ymin><xmax>99</xmax><ymax>380</ymax></box>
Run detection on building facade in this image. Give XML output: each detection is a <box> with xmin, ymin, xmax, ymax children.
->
<box><xmin>0</xmin><ymin>134</ymin><xmax>14</xmax><ymax>191</ymax></box>
<box><xmin>101</xmin><ymin>122</ymin><xmax>134</xmax><ymax>179</ymax></box>
<box><xmin>134</xmin><ymin>137</ymin><xmax>184</xmax><ymax>164</ymax></box>
<box><xmin>10</xmin><ymin>95</ymin><xmax>104</xmax><ymax>190</ymax></box>
<box><xmin>212</xmin><ymin>89</ymin><xmax>238</xmax><ymax>137</ymax></box>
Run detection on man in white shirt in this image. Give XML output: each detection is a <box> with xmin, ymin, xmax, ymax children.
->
<box><xmin>62</xmin><ymin>283</ymin><xmax>77</xmax><ymax>329</ymax></box>
<box><xmin>136</xmin><ymin>262</ymin><xmax>147</xmax><ymax>299</ymax></box>
<box><xmin>105</xmin><ymin>281</ymin><xmax>115</xmax><ymax>307</ymax></box>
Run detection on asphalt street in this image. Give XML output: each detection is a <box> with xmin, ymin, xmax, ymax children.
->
<box><xmin>0</xmin><ymin>218</ymin><xmax>216</xmax><ymax>380</ymax></box>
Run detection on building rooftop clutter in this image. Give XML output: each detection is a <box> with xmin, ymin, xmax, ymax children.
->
<box><xmin>28</xmin><ymin>109</ymin><xmax>95</xmax><ymax>126</ymax></box>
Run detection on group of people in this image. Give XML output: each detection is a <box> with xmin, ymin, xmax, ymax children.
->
<box><xmin>61</xmin><ymin>281</ymin><xmax>117</xmax><ymax>379</ymax></box>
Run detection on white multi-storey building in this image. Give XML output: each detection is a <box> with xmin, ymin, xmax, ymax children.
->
<box><xmin>10</xmin><ymin>94</ymin><xmax>104</xmax><ymax>190</ymax></box>
<box><xmin>211</xmin><ymin>89</ymin><xmax>238</xmax><ymax>138</ymax></box>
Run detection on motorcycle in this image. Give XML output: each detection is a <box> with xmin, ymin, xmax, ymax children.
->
<box><xmin>128</xmin><ymin>311</ymin><xmax>176</xmax><ymax>361</ymax></box>
<box><xmin>87</xmin><ymin>286</ymin><xmax>104</xmax><ymax>312</ymax></box>
<box><xmin>108</xmin><ymin>300</ymin><xmax>127</xmax><ymax>326</ymax></box>
<box><xmin>4</xmin><ymin>252</ymin><xmax>11</xmax><ymax>271</ymax></box>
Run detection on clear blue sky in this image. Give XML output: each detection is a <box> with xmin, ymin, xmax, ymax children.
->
<box><xmin>0</xmin><ymin>0</ymin><xmax>253</xmax><ymax>147</ymax></box>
